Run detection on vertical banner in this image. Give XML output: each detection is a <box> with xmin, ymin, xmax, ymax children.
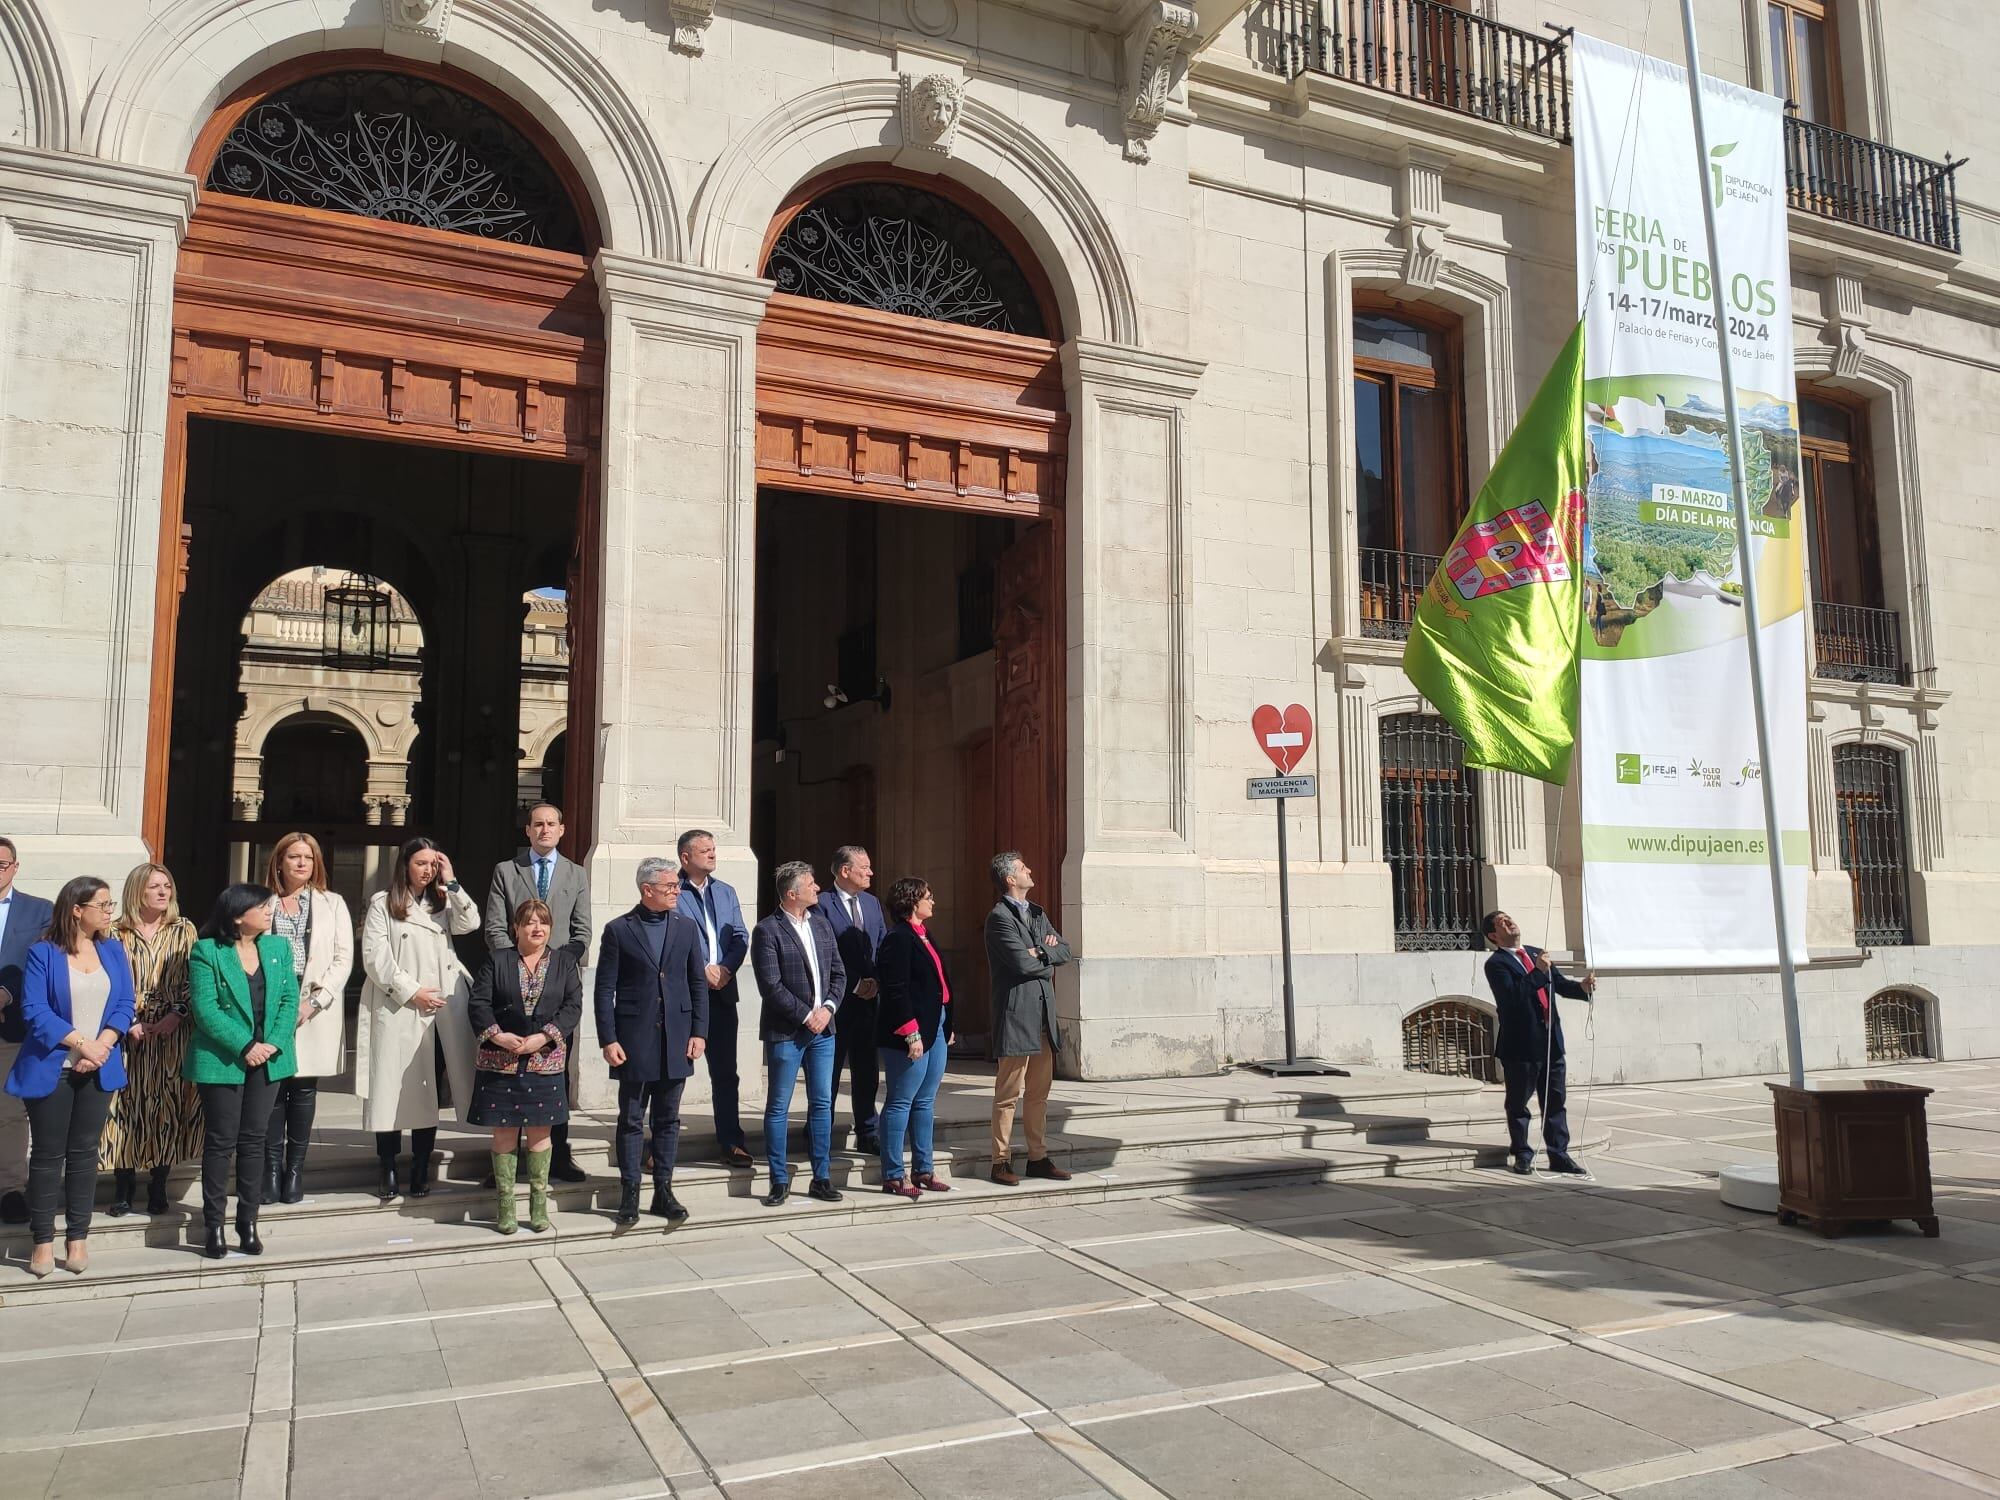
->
<box><xmin>1573</xmin><ymin>35</ymin><xmax>1809</xmax><ymax>968</ymax></box>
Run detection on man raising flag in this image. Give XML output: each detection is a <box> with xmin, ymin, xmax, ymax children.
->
<box><xmin>1402</xmin><ymin>319</ymin><xmax>1587</xmax><ymax>785</ymax></box>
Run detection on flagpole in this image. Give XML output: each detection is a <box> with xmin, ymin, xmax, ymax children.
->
<box><xmin>1676</xmin><ymin>0</ymin><xmax>1806</xmax><ymax>1090</ymax></box>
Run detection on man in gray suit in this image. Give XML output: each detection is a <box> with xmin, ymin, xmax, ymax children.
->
<box><xmin>486</xmin><ymin>802</ymin><xmax>593</xmax><ymax>1182</ymax></box>
<box><xmin>985</xmin><ymin>851</ymin><xmax>1074</xmax><ymax>1186</ymax></box>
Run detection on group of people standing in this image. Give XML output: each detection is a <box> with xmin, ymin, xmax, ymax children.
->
<box><xmin>0</xmin><ymin>808</ymin><xmax>1080</xmax><ymax>1275</ymax></box>
<box><xmin>0</xmin><ymin>833</ymin><xmax>350</xmax><ymax>1273</ymax></box>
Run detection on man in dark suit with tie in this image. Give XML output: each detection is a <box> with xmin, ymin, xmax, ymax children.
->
<box><xmin>595</xmin><ymin>857</ymin><xmax>709</xmax><ymax>1226</ymax></box>
<box><xmin>485</xmin><ymin>802</ymin><xmax>594</xmax><ymax>1182</ymax></box>
<box><xmin>816</xmin><ymin>845</ymin><xmax>886</xmax><ymax>1152</ymax></box>
<box><xmin>1482</xmin><ymin>910</ymin><xmax>1595</xmax><ymax>1176</ymax></box>
<box><xmin>676</xmin><ymin>830</ymin><xmax>753</xmax><ymax>1168</ymax></box>
<box><xmin>750</xmin><ymin>861</ymin><xmax>846</xmax><ymax>1207</ymax></box>
<box><xmin>0</xmin><ymin>837</ymin><xmax>56</xmax><ymax>1224</ymax></box>
<box><xmin>986</xmin><ymin>851</ymin><xmax>1074</xmax><ymax>1186</ymax></box>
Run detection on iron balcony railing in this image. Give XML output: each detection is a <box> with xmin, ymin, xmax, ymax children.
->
<box><xmin>1785</xmin><ymin>115</ymin><xmax>1961</xmax><ymax>253</ymax></box>
<box><xmin>1813</xmin><ymin>600</ymin><xmax>1905</xmax><ymax>686</ymax></box>
<box><xmin>1359</xmin><ymin>546</ymin><xmax>1441</xmax><ymax>640</ymax></box>
<box><xmin>1266</xmin><ymin>0</ymin><xmax>1571</xmax><ymax>141</ymax></box>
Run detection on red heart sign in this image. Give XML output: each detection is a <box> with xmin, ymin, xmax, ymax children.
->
<box><xmin>1251</xmin><ymin>704</ymin><xmax>1313</xmax><ymax>774</ymax></box>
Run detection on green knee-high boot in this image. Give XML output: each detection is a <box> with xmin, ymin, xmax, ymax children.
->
<box><xmin>525</xmin><ymin>1148</ymin><xmax>552</xmax><ymax>1234</ymax></box>
<box><xmin>493</xmin><ymin>1151</ymin><xmax>519</xmax><ymax>1236</ymax></box>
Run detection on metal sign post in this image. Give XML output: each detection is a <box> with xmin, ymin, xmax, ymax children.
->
<box><xmin>1245</xmin><ymin>709</ymin><xmax>1347</xmax><ymax>1078</ymax></box>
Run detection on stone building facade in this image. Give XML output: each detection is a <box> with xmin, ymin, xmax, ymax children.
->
<box><xmin>0</xmin><ymin>0</ymin><xmax>1993</xmax><ymax>1089</ymax></box>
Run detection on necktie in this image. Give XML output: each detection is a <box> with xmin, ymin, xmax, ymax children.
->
<box><xmin>846</xmin><ymin>894</ymin><xmax>859</xmax><ymax>926</ymax></box>
<box><xmin>536</xmin><ymin>857</ymin><xmax>551</xmax><ymax>901</ymax></box>
<box><xmin>1518</xmin><ymin>949</ymin><xmax>1546</xmax><ymax>1019</ymax></box>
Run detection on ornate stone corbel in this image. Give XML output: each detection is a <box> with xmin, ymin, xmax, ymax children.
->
<box><xmin>900</xmin><ymin>72</ymin><xmax>965</xmax><ymax>157</ymax></box>
<box><xmin>1825</xmin><ymin>265</ymin><xmax>1870</xmax><ymax>379</ymax></box>
<box><xmin>668</xmin><ymin>0</ymin><xmax>714</xmax><ymax>56</ymax></box>
<box><xmin>1397</xmin><ymin>148</ymin><xmax>1450</xmax><ymax>292</ymax></box>
<box><xmin>1121</xmin><ymin>1</ymin><xmax>1197</xmax><ymax>164</ymax></box>
<box><xmin>384</xmin><ymin>0</ymin><xmax>452</xmax><ymax>40</ymax></box>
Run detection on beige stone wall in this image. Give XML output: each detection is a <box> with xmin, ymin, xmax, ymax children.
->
<box><xmin>0</xmin><ymin>0</ymin><xmax>1991</xmax><ymax>1083</ymax></box>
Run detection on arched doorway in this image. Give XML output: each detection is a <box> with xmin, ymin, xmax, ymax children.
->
<box><xmin>751</xmin><ymin>168</ymin><xmax>1068</xmax><ymax>1048</ymax></box>
<box><xmin>147</xmin><ymin>57</ymin><xmax>605</xmax><ymax>906</ymax></box>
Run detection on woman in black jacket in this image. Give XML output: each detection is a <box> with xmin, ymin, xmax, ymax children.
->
<box><xmin>874</xmin><ymin>878</ymin><xmax>954</xmax><ymax>1200</ymax></box>
<box><xmin>468</xmin><ymin>900</ymin><xmax>582</xmax><ymax>1234</ymax></box>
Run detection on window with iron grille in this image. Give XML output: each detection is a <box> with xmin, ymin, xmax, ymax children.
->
<box><xmin>1403</xmin><ymin>1000</ymin><xmax>1499</xmax><ymax>1082</ymax></box>
<box><xmin>1380</xmin><ymin>714</ymin><xmax>1484</xmax><ymax>951</ymax></box>
<box><xmin>1832</xmin><ymin>744</ymin><xmax>1913</xmax><ymax>947</ymax></box>
<box><xmin>1864</xmin><ymin>989</ymin><xmax>1933</xmax><ymax>1063</ymax></box>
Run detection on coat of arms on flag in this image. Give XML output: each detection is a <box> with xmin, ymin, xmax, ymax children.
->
<box><xmin>1443</xmin><ymin>498</ymin><xmax>1574</xmax><ymax>601</ymax></box>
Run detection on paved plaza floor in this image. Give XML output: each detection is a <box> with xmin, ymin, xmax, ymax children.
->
<box><xmin>2</xmin><ymin>1061</ymin><xmax>1997</xmax><ymax>1500</ymax></box>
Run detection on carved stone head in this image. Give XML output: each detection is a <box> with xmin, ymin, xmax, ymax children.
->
<box><xmin>900</xmin><ymin>73</ymin><xmax>964</xmax><ymax>156</ymax></box>
<box><xmin>386</xmin><ymin>0</ymin><xmax>452</xmax><ymax>39</ymax></box>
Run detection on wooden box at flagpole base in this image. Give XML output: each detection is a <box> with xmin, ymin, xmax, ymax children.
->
<box><xmin>1767</xmin><ymin>1081</ymin><xmax>1939</xmax><ymax>1238</ymax></box>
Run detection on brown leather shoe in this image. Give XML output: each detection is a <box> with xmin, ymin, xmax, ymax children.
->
<box><xmin>990</xmin><ymin>1165</ymin><xmax>1020</xmax><ymax>1186</ymax></box>
<box><xmin>1025</xmin><ymin>1157</ymin><xmax>1071</xmax><ymax>1181</ymax></box>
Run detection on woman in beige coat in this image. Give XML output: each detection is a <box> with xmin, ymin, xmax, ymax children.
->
<box><xmin>262</xmin><ymin>834</ymin><xmax>354</xmax><ymax>1205</ymax></box>
<box><xmin>357</xmin><ymin>837</ymin><xmax>479</xmax><ymax>1201</ymax></box>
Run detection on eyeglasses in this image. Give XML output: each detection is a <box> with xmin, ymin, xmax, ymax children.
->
<box><xmin>0</xmin><ymin>860</ymin><xmax>16</xmax><ymax>871</ymax></box>
<box><xmin>86</xmin><ymin>900</ymin><xmax>117</xmax><ymax>912</ymax></box>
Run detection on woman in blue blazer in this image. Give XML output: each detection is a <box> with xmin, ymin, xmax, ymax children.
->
<box><xmin>4</xmin><ymin>876</ymin><xmax>135</xmax><ymax>1277</ymax></box>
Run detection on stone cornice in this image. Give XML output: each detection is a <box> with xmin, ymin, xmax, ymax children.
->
<box><xmin>0</xmin><ymin>146</ymin><xmax>197</xmax><ymax>237</ymax></box>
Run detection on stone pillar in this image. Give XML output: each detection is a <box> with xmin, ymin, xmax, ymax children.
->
<box><xmin>1059</xmin><ymin>339</ymin><xmax>1208</xmax><ymax>1078</ymax></box>
<box><xmin>0</xmin><ymin>148</ymin><xmax>194</xmax><ymax>871</ymax></box>
<box><xmin>585</xmin><ymin>252</ymin><xmax>773</xmax><ymax>1115</ymax></box>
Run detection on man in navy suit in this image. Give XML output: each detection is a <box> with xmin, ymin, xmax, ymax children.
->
<box><xmin>596</xmin><ymin>856</ymin><xmax>710</xmax><ymax>1227</ymax></box>
<box><xmin>677</xmin><ymin>830</ymin><xmax>753</xmax><ymax>1168</ymax></box>
<box><xmin>0</xmin><ymin>837</ymin><xmax>57</xmax><ymax>1225</ymax></box>
<box><xmin>750</xmin><ymin>861</ymin><xmax>846</xmax><ymax>1207</ymax></box>
<box><xmin>1482</xmin><ymin>910</ymin><xmax>1595</xmax><ymax>1176</ymax></box>
<box><xmin>816</xmin><ymin>845</ymin><xmax>886</xmax><ymax>1152</ymax></box>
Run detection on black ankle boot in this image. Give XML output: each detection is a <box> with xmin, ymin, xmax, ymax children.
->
<box><xmin>108</xmin><ymin>1168</ymin><xmax>136</xmax><ymax>1217</ymax></box>
<box><xmin>377</xmin><ymin>1158</ymin><xmax>400</xmax><ymax>1202</ymax></box>
<box><xmin>146</xmin><ymin>1166</ymin><xmax>172</xmax><ymax>1216</ymax></box>
<box><xmin>407</xmin><ymin>1152</ymin><xmax>432</xmax><ymax>1198</ymax></box>
<box><xmin>281</xmin><ymin>1146</ymin><xmax>307</xmax><ymax>1205</ymax></box>
<box><xmin>263</xmin><ymin>1157</ymin><xmax>281</xmax><ymax>1206</ymax></box>
<box><xmin>236</xmin><ymin>1208</ymin><xmax>263</xmax><ymax>1256</ymax></box>
<box><xmin>204</xmin><ymin>1223</ymin><xmax>227</xmax><ymax>1259</ymax></box>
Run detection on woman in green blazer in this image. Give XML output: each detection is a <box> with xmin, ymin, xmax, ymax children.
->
<box><xmin>186</xmin><ymin>884</ymin><xmax>299</xmax><ymax>1260</ymax></box>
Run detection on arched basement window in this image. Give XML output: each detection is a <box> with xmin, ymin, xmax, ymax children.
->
<box><xmin>205</xmin><ymin>70</ymin><xmax>586</xmax><ymax>252</ymax></box>
<box><xmin>763</xmin><ymin>180</ymin><xmax>1049</xmax><ymax>336</ymax></box>
<box><xmin>1403</xmin><ymin>1000</ymin><xmax>1498</xmax><ymax>1082</ymax></box>
<box><xmin>1864</xmin><ymin>990</ymin><xmax>1933</xmax><ymax>1064</ymax></box>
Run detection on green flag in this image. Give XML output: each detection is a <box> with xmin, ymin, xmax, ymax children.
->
<box><xmin>1402</xmin><ymin>319</ymin><xmax>1587</xmax><ymax>784</ymax></box>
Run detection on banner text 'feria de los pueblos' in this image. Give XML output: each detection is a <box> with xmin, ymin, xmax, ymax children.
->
<box><xmin>1573</xmin><ymin>34</ymin><xmax>1809</xmax><ymax>969</ymax></box>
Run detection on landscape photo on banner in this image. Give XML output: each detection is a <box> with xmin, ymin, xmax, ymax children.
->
<box><xmin>1572</xmin><ymin>33</ymin><xmax>1810</xmax><ymax>969</ymax></box>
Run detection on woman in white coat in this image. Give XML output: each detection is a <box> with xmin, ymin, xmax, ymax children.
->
<box><xmin>357</xmin><ymin>837</ymin><xmax>479</xmax><ymax>1201</ymax></box>
<box><xmin>261</xmin><ymin>833</ymin><xmax>354</xmax><ymax>1205</ymax></box>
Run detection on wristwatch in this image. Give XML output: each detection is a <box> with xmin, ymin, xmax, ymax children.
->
<box><xmin>444</xmin><ymin>879</ymin><xmax>461</xmax><ymax>893</ymax></box>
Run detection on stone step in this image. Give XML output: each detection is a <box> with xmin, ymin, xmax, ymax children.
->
<box><xmin>0</xmin><ymin>1132</ymin><xmax>1531</xmax><ymax>1302</ymax></box>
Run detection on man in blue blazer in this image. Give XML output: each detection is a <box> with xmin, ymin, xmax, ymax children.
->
<box><xmin>816</xmin><ymin>845</ymin><xmax>887</xmax><ymax>1152</ymax></box>
<box><xmin>0</xmin><ymin>838</ymin><xmax>57</xmax><ymax>1224</ymax></box>
<box><xmin>676</xmin><ymin>830</ymin><xmax>752</xmax><ymax>1167</ymax></box>
<box><xmin>1482</xmin><ymin>910</ymin><xmax>1595</xmax><ymax>1176</ymax></box>
<box><xmin>751</xmin><ymin>861</ymin><xmax>845</xmax><ymax>1207</ymax></box>
<box><xmin>595</xmin><ymin>857</ymin><xmax>709</xmax><ymax>1227</ymax></box>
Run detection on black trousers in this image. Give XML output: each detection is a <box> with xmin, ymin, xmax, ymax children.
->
<box><xmin>832</xmin><ymin>994</ymin><xmax>880</xmax><ymax>1135</ymax></box>
<box><xmin>616</xmin><ymin>1076</ymin><xmax>685</xmax><ymax>1188</ymax></box>
<box><xmin>375</xmin><ymin>1126</ymin><xmax>437</xmax><ymax>1164</ymax></box>
<box><xmin>198</xmin><ymin>1069</ymin><xmax>279</xmax><ymax>1229</ymax></box>
<box><xmin>707</xmin><ymin>991</ymin><xmax>744</xmax><ymax>1149</ymax></box>
<box><xmin>24</xmin><ymin>1071</ymin><xmax>112</xmax><ymax>1245</ymax></box>
<box><xmin>265</xmin><ymin>1076</ymin><xmax>319</xmax><ymax>1167</ymax></box>
<box><xmin>1501</xmin><ymin>1057</ymin><xmax>1570</xmax><ymax>1164</ymax></box>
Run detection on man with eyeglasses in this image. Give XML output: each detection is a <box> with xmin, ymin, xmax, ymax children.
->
<box><xmin>0</xmin><ymin>837</ymin><xmax>57</xmax><ymax>1224</ymax></box>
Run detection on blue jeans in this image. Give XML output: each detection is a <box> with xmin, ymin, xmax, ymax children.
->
<box><xmin>764</xmin><ymin>1031</ymin><xmax>835</xmax><ymax>1187</ymax></box>
<box><xmin>877</xmin><ymin>1025</ymin><xmax>948</xmax><ymax>1181</ymax></box>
